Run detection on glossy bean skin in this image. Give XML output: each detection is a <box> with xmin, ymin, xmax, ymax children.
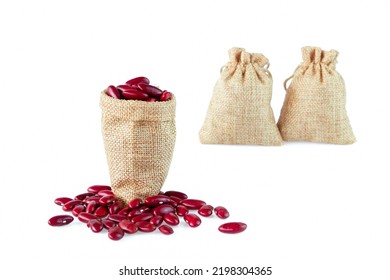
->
<box><xmin>54</xmin><ymin>197</ymin><xmax>73</xmax><ymax>206</ymax></box>
<box><xmin>184</xmin><ymin>213</ymin><xmax>202</xmax><ymax>227</ymax></box>
<box><xmin>121</xmin><ymin>89</ymin><xmax>149</xmax><ymax>101</ymax></box>
<box><xmin>74</xmin><ymin>192</ymin><xmax>95</xmax><ymax>201</ymax></box>
<box><xmin>109</xmin><ymin>201</ymin><xmax>123</xmax><ymax>214</ymax></box>
<box><xmin>62</xmin><ymin>200</ymin><xmax>83</xmax><ymax>211</ymax></box>
<box><xmin>163</xmin><ymin>212</ymin><xmax>180</xmax><ymax>226</ymax></box>
<box><xmin>94</xmin><ymin>205</ymin><xmax>109</xmax><ymax>218</ymax></box>
<box><xmin>83</xmin><ymin>196</ymin><xmax>101</xmax><ymax>204</ymax></box>
<box><xmin>144</xmin><ymin>195</ymin><xmax>173</xmax><ymax>207</ymax></box>
<box><xmin>159</xmin><ymin>225</ymin><xmax>174</xmax><ymax>235</ymax></box>
<box><xmin>160</xmin><ymin>91</ymin><xmax>173</xmax><ymax>101</ymax></box>
<box><xmin>101</xmin><ymin>219</ymin><xmax>116</xmax><ymax>229</ymax></box>
<box><xmin>150</xmin><ymin>215</ymin><xmax>163</xmax><ymax>226</ymax></box>
<box><xmin>125</xmin><ymin>76</ymin><xmax>150</xmax><ymax>86</ymax></box>
<box><xmin>99</xmin><ymin>195</ymin><xmax>115</xmax><ymax>205</ymax></box>
<box><xmin>108</xmin><ymin>214</ymin><xmax>128</xmax><ymax>223</ymax></box>
<box><xmin>128</xmin><ymin>206</ymin><xmax>150</xmax><ymax>218</ymax></box>
<box><xmin>48</xmin><ymin>215</ymin><xmax>74</xmax><ymax>226</ymax></box>
<box><xmin>117</xmin><ymin>207</ymin><xmax>130</xmax><ymax>216</ymax></box>
<box><xmin>87</xmin><ymin>185</ymin><xmax>111</xmax><ymax>194</ymax></box>
<box><xmin>198</xmin><ymin>205</ymin><xmax>213</xmax><ymax>217</ymax></box>
<box><xmin>116</xmin><ymin>84</ymin><xmax>135</xmax><ymax>92</ymax></box>
<box><xmin>152</xmin><ymin>204</ymin><xmax>175</xmax><ymax>216</ymax></box>
<box><xmin>86</xmin><ymin>201</ymin><xmax>98</xmax><ymax>214</ymax></box>
<box><xmin>97</xmin><ymin>190</ymin><xmax>114</xmax><ymax>197</ymax></box>
<box><xmin>180</xmin><ymin>199</ymin><xmax>206</xmax><ymax>210</ymax></box>
<box><xmin>218</xmin><ymin>222</ymin><xmax>247</xmax><ymax>234</ymax></box>
<box><xmin>106</xmin><ymin>85</ymin><xmax>121</xmax><ymax>99</ymax></box>
<box><xmin>72</xmin><ymin>204</ymin><xmax>86</xmax><ymax>217</ymax></box>
<box><xmin>136</xmin><ymin>221</ymin><xmax>156</xmax><ymax>232</ymax></box>
<box><xmin>176</xmin><ymin>205</ymin><xmax>189</xmax><ymax>216</ymax></box>
<box><xmin>164</xmin><ymin>191</ymin><xmax>188</xmax><ymax>200</ymax></box>
<box><xmin>108</xmin><ymin>226</ymin><xmax>124</xmax><ymax>240</ymax></box>
<box><xmin>87</xmin><ymin>219</ymin><xmax>104</xmax><ymax>233</ymax></box>
<box><xmin>214</xmin><ymin>206</ymin><xmax>229</xmax><ymax>219</ymax></box>
<box><xmin>138</xmin><ymin>83</ymin><xmax>163</xmax><ymax>98</ymax></box>
<box><xmin>78</xmin><ymin>212</ymin><xmax>99</xmax><ymax>223</ymax></box>
<box><xmin>131</xmin><ymin>212</ymin><xmax>154</xmax><ymax>223</ymax></box>
<box><xmin>119</xmin><ymin>220</ymin><xmax>138</xmax><ymax>234</ymax></box>
<box><xmin>128</xmin><ymin>198</ymin><xmax>142</xmax><ymax>209</ymax></box>
<box><xmin>169</xmin><ymin>196</ymin><xmax>183</xmax><ymax>204</ymax></box>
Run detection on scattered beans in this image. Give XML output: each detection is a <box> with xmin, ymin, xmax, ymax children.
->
<box><xmin>218</xmin><ymin>222</ymin><xmax>247</xmax><ymax>234</ymax></box>
<box><xmin>198</xmin><ymin>205</ymin><xmax>213</xmax><ymax>217</ymax></box>
<box><xmin>48</xmin><ymin>215</ymin><xmax>74</xmax><ymax>226</ymax></box>
<box><xmin>214</xmin><ymin>206</ymin><xmax>230</xmax><ymax>219</ymax></box>
<box><xmin>159</xmin><ymin>225</ymin><xmax>174</xmax><ymax>235</ymax></box>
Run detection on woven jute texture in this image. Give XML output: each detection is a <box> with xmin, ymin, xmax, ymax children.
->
<box><xmin>199</xmin><ymin>47</ymin><xmax>283</xmax><ymax>145</ymax></box>
<box><xmin>277</xmin><ymin>46</ymin><xmax>356</xmax><ymax>144</ymax></box>
<box><xmin>100</xmin><ymin>92</ymin><xmax>176</xmax><ymax>204</ymax></box>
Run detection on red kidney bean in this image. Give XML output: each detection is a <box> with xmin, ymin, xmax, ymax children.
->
<box><xmin>99</xmin><ymin>195</ymin><xmax>115</xmax><ymax>205</ymax></box>
<box><xmin>74</xmin><ymin>192</ymin><xmax>95</xmax><ymax>201</ymax></box>
<box><xmin>116</xmin><ymin>84</ymin><xmax>135</xmax><ymax>92</ymax></box>
<box><xmin>128</xmin><ymin>198</ymin><xmax>142</xmax><ymax>209</ymax></box>
<box><xmin>146</xmin><ymin>97</ymin><xmax>157</xmax><ymax>102</ymax></box>
<box><xmin>144</xmin><ymin>195</ymin><xmax>173</xmax><ymax>207</ymax></box>
<box><xmin>138</xmin><ymin>83</ymin><xmax>163</xmax><ymax>98</ymax></box>
<box><xmin>109</xmin><ymin>201</ymin><xmax>123</xmax><ymax>214</ymax></box>
<box><xmin>214</xmin><ymin>206</ymin><xmax>229</xmax><ymax>219</ymax></box>
<box><xmin>184</xmin><ymin>213</ymin><xmax>202</xmax><ymax>227</ymax></box>
<box><xmin>218</xmin><ymin>222</ymin><xmax>247</xmax><ymax>234</ymax></box>
<box><xmin>160</xmin><ymin>91</ymin><xmax>173</xmax><ymax>101</ymax></box>
<box><xmin>176</xmin><ymin>205</ymin><xmax>189</xmax><ymax>216</ymax></box>
<box><xmin>78</xmin><ymin>212</ymin><xmax>99</xmax><ymax>223</ymax></box>
<box><xmin>94</xmin><ymin>205</ymin><xmax>109</xmax><ymax>218</ymax></box>
<box><xmin>121</xmin><ymin>89</ymin><xmax>149</xmax><ymax>101</ymax></box>
<box><xmin>97</xmin><ymin>190</ymin><xmax>114</xmax><ymax>197</ymax></box>
<box><xmin>126</xmin><ymin>76</ymin><xmax>150</xmax><ymax>86</ymax></box>
<box><xmin>136</xmin><ymin>221</ymin><xmax>156</xmax><ymax>232</ymax></box>
<box><xmin>48</xmin><ymin>215</ymin><xmax>74</xmax><ymax>226</ymax></box>
<box><xmin>86</xmin><ymin>201</ymin><xmax>98</xmax><ymax>214</ymax></box>
<box><xmin>128</xmin><ymin>206</ymin><xmax>150</xmax><ymax>218</ymax></box>
<box><xmin>106</xmin><ymin>85</ymin><xmax>121</xmax><ymax>99</ymax></box>
<box><xmin>101</xmin><ymin>219</ymin><xmax>116</xmax><ymax>229</ymax></box>
<box><xmin>54</xmin><ymin>197</ymin><xmax>73</xmax><ymax>206</ymax></box>
<box><xmin>83</xmin><ymin>196</ymin><xmax>101</xmax><ymax>204</ymax></box>
<box><xmin>180</xmin><ymin>199</ymin><xmax>206</xmax><ymax>210</ymax></box>
<box><xmin>87</xmin><ymin>185</ymin><xmax>111</xmax><ymax>194</ymax></box>
<box><xmin>108</xmin><ymin>214</ymin><xmax>128</xmax><ymax>223</ymax></box>
<box><xmin>150</xmin><ymin>215</ymin><xmax>163</xmax><ymax>226</ymax></box>
<box><xmin>108</xmin><ymin>226</ymin><xmax>124</xmax><ymax>240</ymax></box>
<box><xmin>152</xmin><ymin>204</ymin><xmax>175</xmax><ymax>216</ymax></box>
<box><xmin>163</xmin><ymin>212</ymin><xmax>180</xmax><ymax>226</ymax></box>
<box><xmin>169</xmin><ymin>196</ymin><xmax>183</xmax><ymax>204</ymax></box>
<box><xmin>87</xmin><ymin>219</ymin><xmax>104</xmax><ymax>233</ymax></box>
<box><xmin>159</xmin><ymin>225</ymin><xmax>174</xmax><ymax>235</ymax></box>
<box><xmin>62</xmin><ymin>200</ymin><xmax>83</xmax><ymax>211</ymax></box>
<box><xmin>198</xmin><ymin>205</ymin><xmax>214</xmax><ymax>217</ymax></box>
<box><xmin>164</xmin><ymin>191</ymin><xmax>188</xmax><ymax>200</ymax></box>
<box><xmin>131</xmin><ymin>212</ymin><xmax>154</xmax><ymax>223</ymax></box>
<box><xmin>117</xmin><ymin>207</ymin><xmax>130</xmax><ymax>216</ymax></box>
<box><xmin>72</xmin><ymin>204</ymin><xmax>86</xmax><ymax>217</ymax></box>
<box><xmin>119</xmin><ymin>220</ymin><xmax>138</xmax><ymax>234</ymax></box>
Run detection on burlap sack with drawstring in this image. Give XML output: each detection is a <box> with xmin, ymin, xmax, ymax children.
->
<box><xmin>100</xmin><ymin>92</ymin><xmax>176</xmax><ymax>204</ymax></box>
<box><xmin>277</xmin><ymin>46</ymin><xmax>355</xmax><ymax>144</ymax></box>
<box><xmin>199</xmin><ymin>47</ymin><xmax>283</xmax><ymax>145</ymax></box>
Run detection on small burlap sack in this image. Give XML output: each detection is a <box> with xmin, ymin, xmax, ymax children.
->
<box><xmin>100</xmin><ymin>92</ymin><xmax>176</xmax><ymax>204</ymax></box>
<box><xmin>199</xmin><ymin>47</ymin><xmax>283</xmax><ymax>145</ymax></box>
<box><xmin>277</xmin><ymin>46</ymin><xmax>355</xmax><ymax>144</ymax></box>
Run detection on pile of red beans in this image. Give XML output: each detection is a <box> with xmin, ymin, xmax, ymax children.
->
<box><xmin>48</xmin><ymin>185</ymin><xmax>247</xmax><ymax>240</ymax></box>
<box><xmin>105</xmin><ymin>76</ymin><xmax>173</xmax><ymax>102</ymax></box>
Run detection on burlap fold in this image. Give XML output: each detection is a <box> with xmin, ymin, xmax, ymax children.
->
<box><xmin>277</xmin><ymin>46</ymin><xmax>356</xmax><ymax>144</ymax></box>
<box><xmin>100</xmin><ymin>92</ymin><xmax>176</xmax><ymax>203</ymax></box>
<box><xmin>199</xmin><ymin>47</ymin><xmax>283</xmax><ymax>145</ymax></box>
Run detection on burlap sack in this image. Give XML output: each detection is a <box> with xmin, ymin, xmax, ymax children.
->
<box><xmin>277</xmin><ymin>46</ymin><xmax>355</xmax><ymax>144</ymax></box>
<box><xmin>199</xmin><ymin>47</ymin><xmax>283</xmax><ymax>145</ymax></box>
<box><xmin>100</xmin><ymin>92</ymin><xmax>176</xmax><ymax>204</ymax></box>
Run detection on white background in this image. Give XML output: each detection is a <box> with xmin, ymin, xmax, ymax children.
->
<box><xmin>0</xmin><ymin>0</ymin><xmax>389</xmax><ymax>279</ymax></box>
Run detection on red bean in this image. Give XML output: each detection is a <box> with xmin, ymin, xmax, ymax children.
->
<box><xmin>108</xmin><ymin>214</ymin><xmax>128</xmax><ymax>223</ymax></box>
<box><xmin>86</xmin><ymin>201</ymin><xmax>98</xmax><ymax>214</ymax></box>
<box><xmin>83</xmin><ymin>196</ymin><xmax>101</xmax><ymax>204</ymax></box>
<box><xmin>152</xmin><ymin>204</ymin><xmax>175</xmax><ymax>216</ymax></box>
<box><xmin>62</xmin><ymin>200</ymin><xmax>83</xmax><ymax>211</ymax></box>
<box><xmin>164</xmin><ymin>191</ymin><xmax>188</xmax><ymax>200</ymax></box>
<box><xmin>74</xmin><ymin>192</ymin><xmax>95</xmax><ymax>201</ymax></box>
<box><xmin>145</xmin><ymin>195</ymin><xmax>173</xmax><ymax>207</ymax></box>
<box><xmin>116</xmin><ymin>84</ymin><xmax>135</xmax><ymax>92</ymax></box>
<box><xmin>117</xmin><ymin>207</ymin><xmax>130</xmax><ymax>216</ymax></box>
<box><xmin>184</xmin><ymin>213</ymin><xmax>202</xmax><ymax>227</ymax></box>
<box><xmin>180</xmin><ymin>199</ymin><xmax>206</xmax><ymax>210</ymax></box>
<box><xmin>106</xmin><ymin>85</ymin><xmax>121</xmax><ymax>99</ymax></box>
<box><xmin>126</xmin><ymin>76</ymin><xmax>150</xmax><ymax>86</ymax></box>
<box><xmin>97</xmin><ymin>190</ymin><xmax>114</xmax><ymax>197</ymax></box>
<box><xmin>136</xmin><ymin>221</ymin><xmax>156</xmax><ymax>232</ymax></box>
<box><xmin>87</xmin><ymin>185</ymin><xmax>111</xmax><ymax>194</ymax></box>
<box><xmin>214</xmin><ymin>206</ymin><xmax>229</xmax><ymax>219</ymax></box>
<box><xmin>146</xmin><ymin>97</ymin><xmax>157</xmax><ymax>102</ymax></box>
<box><xmin>101</xmin><ymin>219</ymin><xmax>116</xmax><ymax>229</ymax></box>
<box><xmin>159</xmin><ymin>225</ymin><xmax>174</xmax><ymax>235</ymax></box>
<box><xmin>169</xmin><ymin>196</ymin><xmax>183</xmax><ymax>204</ymax></box>
<box><xmin>128</xmin><ymin>206</ymin><xmax>150</xmax><ymax>218</ymax></box>
<box><xmin>121</xmin><ymin>89</ymin><xmax>149</xmax><ymax>101</ymax></box>
<box><xmin>160</xmin><ymin>91</ymin><xmax>173</xmax><ymax>101</ymax></box>
<box><xmin>94</xmin><ymin>205</ymin><xmax>109</xmax><ymax>218</ymax></box>
<box><xmin>198</xmin><ymin>205</ymin><xmax>214</xmax><ymax>217</ymax></box>
<box><xmin>138</xmin><ymin>83</ymin><xmax>163</xmax><ymax>98</ymax></box>
<box><xmin>48</xmin><ymin>215</ymin><xmax>74</xmax><ymax>226</ymax></box>
<box><xmin>109</xmin><ymin>201</ymin><xmax>123</xmax><ymax>214</ymax></box>
<box><xmin>54</xmin><ymin>197</ymin><xmax>73</xmax><ymax>206</ymax></box>
<box><xmin>131</xmin><ymin>212</ymin><xmax>154</xmax><ymax>223</ymax></box>
<box><xmin>128</xmin><ymin>198</ymin><xmax>142</xmax><ymax>209</ymax></box>
<box><xmin>164</xmin><ymin>212</ymin><xmax>180</xmax><ymax>226</ymax></box>
<box><xmin>108</xmin><ymin>226</ymin><xmax>124</xmax><ymax>240</ymax></box>
<box><xmin>150</xmin><ymin>215</ymin><xmax>163</xmax><ymax>226</ymax></box>
<box><xmin>119</xmin><ymin>220</ymin><xmax>138</xmax><ymax>234</ymax></box>
<box><xmin>78</xmin><ymin>212</ymin><xmax>98</xmax><ymax>223</ymax></box>
<box><xmin>99</xmin><ymin>195</ymin><xmax>115</xmax><ymax>205</ymax></box>
<box><xmin>72</xmin><ymin>204</ymin><xmax>86</xmax><ymax>217</ymax></box>
<box><xmin>176</xmin><ymin>205</ymin><xmax>189</xmax><ymax>216</ymax></box>
<box><xmin>218</xmin><ymin>222</ymin><xmax>247</xmax><ymax>234</ymax></box>
<box><xmin>87</xmin><ymin>219</ymin><xmax>104</xmax><ymax>233</ymax></box>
